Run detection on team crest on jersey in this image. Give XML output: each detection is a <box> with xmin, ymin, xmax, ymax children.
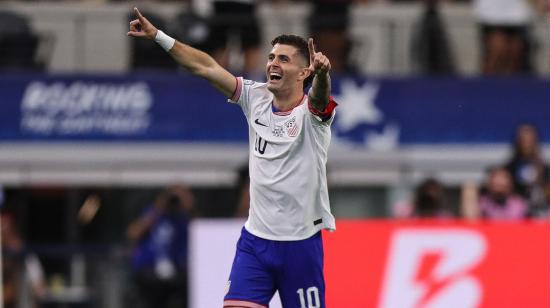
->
<box><xmin>272</xmin><ymin>125</ymin><xmax>284</xmax><ymax>137</ymax></box>
<box><xmin>285</xmin><ymin>116</ymin><xmax>299</xmax><ymax>137</ymax></box>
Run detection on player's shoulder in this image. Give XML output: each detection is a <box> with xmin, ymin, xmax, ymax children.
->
<box><xmin>241</xmin><ymin>79</ymin><xmax>271</xmax><ymax>103</ymax></box>
<box><xmin>242</xmin><ymin>78</ymin><xmax>267</xmax><ymax>90</ymax></box>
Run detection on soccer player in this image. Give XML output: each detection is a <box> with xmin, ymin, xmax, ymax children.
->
<box><xmin>127</xmin><ymin>7</ymin><xmax>337</xmax><ymax>308</ymax></box>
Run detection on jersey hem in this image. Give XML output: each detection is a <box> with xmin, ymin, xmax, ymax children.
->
<box><xmin>244</xmin><ymin>224</ymin><xmax>334</xmax><ymax>241</ymax></box>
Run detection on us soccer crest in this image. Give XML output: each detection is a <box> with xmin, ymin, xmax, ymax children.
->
<box><xmin>284</xmin><ymin>116</ymin><xmax>299</xmax><ymax>137</ymax></box>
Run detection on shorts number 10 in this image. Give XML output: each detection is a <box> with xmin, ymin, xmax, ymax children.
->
<box><xmin>297</xmin><ymin>287</ymin><xmax>320</xmax><ymax>308</ymax></box>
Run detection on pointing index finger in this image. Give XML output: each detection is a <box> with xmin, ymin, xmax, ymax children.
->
<box><xmin>134</xmin><ymin>7</ymin><xmax>144</xmax><ymax>22</ymax></box>
<box><xmin>308</xmin><ymin>38</ymin><xmax>315</xmax><ymax>60</ymax></box>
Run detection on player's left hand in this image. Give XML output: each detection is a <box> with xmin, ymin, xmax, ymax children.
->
<box><xmin>308</xmin><ymin>38</ymin><xmax>331</xmax><ymax>76</ymax></box>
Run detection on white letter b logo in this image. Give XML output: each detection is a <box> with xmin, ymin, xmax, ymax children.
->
<box><xmin>379</xmin><ymin>229</ymin><xmax>487</xmax><ymax>308</ymax></box>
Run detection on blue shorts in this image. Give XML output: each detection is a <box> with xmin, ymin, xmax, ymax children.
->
<box><xmin>224</xmin><ymin>228</ymin><xmax>325</xmax><ymax>308</ymax></box>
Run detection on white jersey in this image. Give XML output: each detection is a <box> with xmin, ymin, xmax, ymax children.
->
<box><xmin>230</xmin><ymin>77</ymin><xmax>336</xmax><ymax>240</ymax></box>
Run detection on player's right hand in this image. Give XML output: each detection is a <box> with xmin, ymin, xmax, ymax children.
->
<box><xmin>127</xmin><ymin>7</ymin><xmax>158</xmax><ymax>40</ymax></box>
<box><xmin>307</xmin><ymin>38</ymin><xmax>331</xmax><ymax>76</ymax></box>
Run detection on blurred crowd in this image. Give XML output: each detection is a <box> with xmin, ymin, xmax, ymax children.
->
<box><xmin>393</xmin><ymin>123</ymin><xmax>550</xmax><ymax>221</ymax></box>
<box><xmin>2</xmin><ymin>0</ymin><xmax>550</xmax><ymax>307</ymax></box>
<box><xmin>3</xmin><ymin>123</ymin><xmax>549</xmax><ymax>308</ymax></box>
<box><xmin>1</xmin><ymin>0</ymin><xmax>550</xmax><ymax>75</ymax></box>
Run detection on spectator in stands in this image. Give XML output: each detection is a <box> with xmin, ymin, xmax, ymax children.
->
<box><xmin>1</xmin><ymin>212</ymin><xmax>46</xmax><ymax>308</ymax></box>
<box><xmin>461</xmin><ymin>167</ymin><xmax>529</xmax><ymax>220</ymax></box>
<box><xmin>128</xmin><ymin>9</ymin><xmax>178</xmax><ymax>70</ymax></box>
<box><xmin>473</xmin><ymin>0</ymin><xmax>538</xmax><ymax>75</ymax></box>
<box><xmin>203</xmin><ymin>0</ymin><xmax>262</xmax><ymax>75</ymax></box>
<box><xmin>393</xmin><ymin>178</ymin><xmax>453</xmax><ymax>218</ymax></box>
<box><xmin>308</xmin><ymin>0</ymin><xmax>355</xmax><ymax>74</ymax></box>
<box><xmin>505</xmin><ymin>124</ymin><xmax>550</xmax><ymax>205</ymax></box>
<box><xmin>126</xmin><ymin>185</ymin><xmax>195</xmax><ymax>308</ymax></box>
<box><xmin>0</xmin><ymin>10</ymin><xmax>43</xmax><ymax>70</ymax></box>
<box><xmin>411</xmin><ymin>0</ymin><xmax>455</xmax><ymax>75</ymax></box>
<box><xmin>234</xmin><ymin>164</ymin><xmax>250</xmax><ymax>217</ymax></box>
<box><xmin>529</xmin><ymin>180</ymin><xmax>550</xmax><ymax>218</ymax></box>
<box><xmin>169</xmin><ymin>7</ymin><xmax>211</xmax><ymax>53</ymax></box>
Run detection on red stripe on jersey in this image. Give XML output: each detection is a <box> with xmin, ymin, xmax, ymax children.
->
<box><xmin>223</xmin><ymin>299</ymin><xmax>268</xmax><ymax>308</ymax></box>
<box><xmin>230</xmin><ymin>77</ymin><xmax>243</xmax><ymax>102</ymax></box>
<box><xmin>308</xmin><ymin>95</ymin><xmax>338</xmax><ymax>121</ymax></box>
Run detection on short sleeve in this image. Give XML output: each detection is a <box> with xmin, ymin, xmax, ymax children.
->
<box><xmin>228</xmin><ymin>77</ymin><xmax>244</xmax><ymax>104</ymax></box>
<box><xmin>228</xmin><ymin>77</ymin><xmax>255</xmax><ymax>118</ymax></box>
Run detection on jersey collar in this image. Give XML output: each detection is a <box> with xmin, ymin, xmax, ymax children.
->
<box><xmin>272</xmin><ymin>94</ymin><xmax>306</xmax><ymax>116</ymax></box>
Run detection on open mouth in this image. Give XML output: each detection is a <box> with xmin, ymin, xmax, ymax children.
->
<box><xmin>269</xmin><ymin>73</ymin><xmax>282</xmax><ymax>81</ymax></box>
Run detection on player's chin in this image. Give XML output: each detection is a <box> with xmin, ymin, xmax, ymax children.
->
<box><xmin>267</xmin><ymin>81</ymin><xmax>279</xmax><ymax>92</ymax></box>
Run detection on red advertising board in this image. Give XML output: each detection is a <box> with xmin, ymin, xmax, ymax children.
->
<box><xmin>323</xmin><ymin>220</ymin><xmax>550</xmax><ymax>307</ymax></box>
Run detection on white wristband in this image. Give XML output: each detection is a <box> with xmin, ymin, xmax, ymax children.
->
<box><xmin>154</xmin><ymin>30</ymin><xmax>175</xmax><ymax>52</ymax></box>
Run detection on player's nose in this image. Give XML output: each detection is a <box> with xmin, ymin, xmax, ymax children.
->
<box><xmin>270</xmin><ymin>60</ymin><xmax>281</xmax><ymax>69</ymax></box>
<box><xmin>271</xmin><ymin>56</ymin><xmax>282</xmax><ymax>66</ymax></box>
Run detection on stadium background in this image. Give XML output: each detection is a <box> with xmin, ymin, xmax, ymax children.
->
<box><xmin>1</xmin><ymin>1</ymin><xmax>550</xmax><ymax>307</ymax></box>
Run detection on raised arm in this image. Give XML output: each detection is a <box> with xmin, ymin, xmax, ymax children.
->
<box><xmin>307</xmin><ymin>38</ymin><xmax>332</xmax><ymax>112</ymax></box>
<box><xmin>127</xmin><ymin>8</ymin><xmax>236</xmax><ymax>98</ymax></box>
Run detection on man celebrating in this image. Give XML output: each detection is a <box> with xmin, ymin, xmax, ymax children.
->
<box><xmin>128</xmin><ymin>8</ymin><xmax>337</xmax><ymax>308</ymax></box>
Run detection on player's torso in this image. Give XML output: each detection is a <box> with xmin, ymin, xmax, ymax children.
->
<box><xmin>248</xmin><ymin>95</ymin><xmax>309</xmax><ymax>160</ymax></box>
<box><xmin>240</xmin><ymin>83</ymin><xmax>334</xmax><ymax>239</ymax></box>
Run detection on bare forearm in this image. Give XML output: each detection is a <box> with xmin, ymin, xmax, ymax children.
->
<box><xmin>166</xmin><ymin>39</ymin><xmax>235</xmax><ymax>97</ymax></box>
<box><xmin>169</xmin><ymin>41</ymin><xmax>218</xmax><ymax>77</ymax></box>
<box><xmin>128</xmin><ymin>8</ymin><xmax>236</xmax><ymax>97</ymax></box>
<box><xmin>309</xmin><ymin>73</ymin><xmax>331</xmax><ymax>111</ymax></box>
<box><xmin>164</xmin><ymin>39</ymin><xmax>235</xmax><ymax>97</ymax></box>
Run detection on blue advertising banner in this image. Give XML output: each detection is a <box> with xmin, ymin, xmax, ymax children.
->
<box><xmin>1</xmin><ymin>73</ymin><xmax>548</xmax><ymax>147</ymax></box>
<box><xmin>0</xmin><ymin>73</ymin><xmax>246</xmax><ymax>142</ymax></box>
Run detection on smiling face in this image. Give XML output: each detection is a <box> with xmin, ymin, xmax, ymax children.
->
<box><xmin>266</xmin><ymin>43</ymin><xmax>310</xmax><ymax>95</ymax></box>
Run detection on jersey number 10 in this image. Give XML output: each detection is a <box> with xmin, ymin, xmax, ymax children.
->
<box><xmin>254</xmin><ymin>133</ymin><xmax>268</xmax><ymax>154</ymax></box>
<box><xmin>297</xmin><ymin>287</ymin><xmax>320</xmax><ymax>308</ymax></box>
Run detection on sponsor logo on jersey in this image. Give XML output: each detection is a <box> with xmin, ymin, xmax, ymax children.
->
<box><xmin>272</xmin><ymin>125</ymin><xmax>284</xmax><ymax>137</ymax></box>
<box><xmin>254</xmin><ymin>118</ymin><xmax>268</xmax><ymax>127</ymax></box>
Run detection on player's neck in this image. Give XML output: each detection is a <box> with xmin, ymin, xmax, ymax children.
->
<box><xmin>272</xmin><ymin>90</ymin><xmax>305</xmax><ymax>112</ymax></box>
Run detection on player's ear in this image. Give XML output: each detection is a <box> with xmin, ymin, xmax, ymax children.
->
<box><xmin>298</xmin><ymin>67</ymin><xmax>312</xmax><ymax>82</ymax></box>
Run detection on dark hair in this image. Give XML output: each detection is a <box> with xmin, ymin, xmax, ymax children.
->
<box><xmin>510</xmin><ymin>123</ymin><xmax>541</xmax><ymax>161</ymax></box>
<box><xmin>413</xmin><ymin>178</ymin><xmax>445</xmax><ymax>217</ymax></box>
<box><xmin>271</xmin><ymin>34</ymin><xmax>313</xmax><ymax>89</ymax></box>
